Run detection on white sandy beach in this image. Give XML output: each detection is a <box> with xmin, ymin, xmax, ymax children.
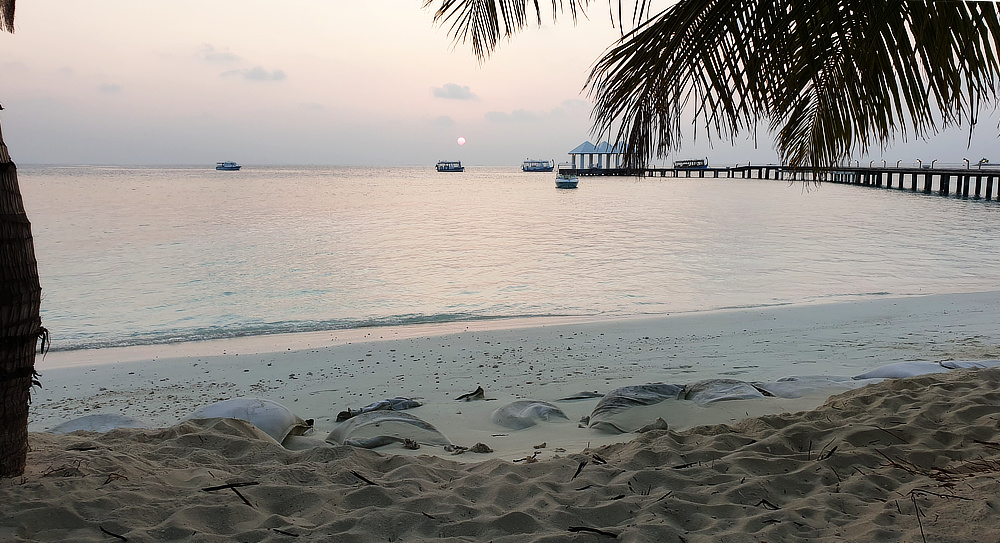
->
<box><xmin>3</xmin><ymin>291</ymin><xmax>1000</xmax><ymax>541</ymax></box>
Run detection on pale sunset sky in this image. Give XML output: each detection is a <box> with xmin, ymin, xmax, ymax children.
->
<box><xmin>1</xmin><ymin>1</ymin><xmax>997</xmax><ymax>166</ymax></box>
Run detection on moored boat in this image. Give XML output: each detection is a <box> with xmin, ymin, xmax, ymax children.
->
<box><xmin>436</xmin><ymin>161</ymin><xmax>464</xmax><ymax>172</ymax></box>
<box><xmin>216</xmin><ymin>161</ymin><xmax>241</xmax><ymax>171</ymax></box>
<box><xmin>555</xmin><ymin>172</ymin><xmax>579</xmax><ymax>189</ymax></box>
<box><xmin>522</xmin><ymin>159</ymin><xmax>554</xmax><ymax>172</ymax></box>
<box><xmin>673</xmin><ymin>158</ymin><xmax>708</xmax><ymax>169</ymax></box>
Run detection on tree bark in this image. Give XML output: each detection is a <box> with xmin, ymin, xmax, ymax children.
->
<box><xmin>0</xmin><ymin>119</ymin><xmax>44</xmax><ymax>478</ymax></box>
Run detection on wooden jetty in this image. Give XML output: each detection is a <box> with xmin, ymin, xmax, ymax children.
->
<box><xmin>557</xmin><ymin>165</ymin><xmax>1000</xmax><ymax>200</ymax></box>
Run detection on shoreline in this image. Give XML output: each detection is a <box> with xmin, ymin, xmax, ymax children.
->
<box><xmin>37</xmin><ymin>289</ymin><xmax>940</xmax><ymax>370</ymax></box>
<box><xmin>28</xmin><ymin>290</ymin><xmax>1000</xmax><ymax>463</ymax></box>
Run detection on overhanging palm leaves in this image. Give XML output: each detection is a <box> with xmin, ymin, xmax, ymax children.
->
<box><xmin>426</xmin><ymin>0</ymin><xmax>1000</xmax><ymax>168</ymax></box>
<box><xmin>1</xmin><ymin>0</ymin><xmax>13</xmax><ymax>33</ymax></box>
<box><xmin>424</xmin><ymin>0</ymin><xmax>591</xmax><ymax>59</ymax></box>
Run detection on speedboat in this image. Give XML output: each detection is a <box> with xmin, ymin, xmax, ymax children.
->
<box><xmin>216</xmin><ymin>161</ymin><xmax>241</xmax><ymax>171</ymax></box>
<box><xmin>436</xmin><ymin>161</ymin><xmax>464</xmax><ymax>172</ymax></box>
<box><xmin>555</xmin><ymin>172</ymin><xmax>579</xmax><ymax>189</ymax></box>
<box><xmin>522</xmin><ymin>159</ymin><xmax>554</xmax><ymax>172</ymax></box>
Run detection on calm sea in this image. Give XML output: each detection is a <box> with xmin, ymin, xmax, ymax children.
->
<box><xmin>17</xmin><ymin>165</ymin><xmax>1000</xmax><ymax>352</ymax></box>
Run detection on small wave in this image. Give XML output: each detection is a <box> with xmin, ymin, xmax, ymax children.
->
<box><xmin>46</xmin><ymin>312</ymin><xmax>578</xmax><ymax>352</ymax></box>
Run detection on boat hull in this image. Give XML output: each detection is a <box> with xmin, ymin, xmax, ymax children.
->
<box><xmin>555</xmin><ymin>180</ymin><xmax>578</xmax><ymax>189</ymax></box>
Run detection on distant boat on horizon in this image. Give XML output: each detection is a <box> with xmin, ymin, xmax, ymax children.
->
<box><xmin>436</xmin><ymin>160</ymin><xmax>464</xmax><ymax>172</ymax></box>
<box><xmin>216</xmin><ymin>161</ymin><xmax>241</xmax><ymax>171</ymax></box>
<box><xmin>522</xmin><ymin>159</ymin><xmax>554</xmax><ymax>172</ymax></box>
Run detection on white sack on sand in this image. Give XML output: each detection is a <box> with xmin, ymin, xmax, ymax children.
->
<box><xmin>181</xmin><ymin>398</ymin><xmax>313</xmax><ymax>444</ymax></box>
<box><xmin>491</xmin><ymin>400</ymin><xmax>570</xmax><ymax>430</ymax></box>
<box><xmin>589</xmin><ymin>384</ymin><xmax>684</xmax><ymax>433</ymax></box>
<box><xmin>48</xmin><ymin>414</ymin><xmax>152</xmax><ymax>434</ymax></box>
<box><xmin>326</xmin><ymin>410</ymin><xmax>453</xmax><ymax>449</ymax></box>
<box><xmin>753</xmin><ymin>375</ymin><xmax>881</xmax><ymax>399</ymax></box>
<box><xmin>682</xmin><ymin>378</ymin><xmax>767</xmax><ymax>406</ymax></box>
<box><xmin>853</xmin><ymin>361</ymin><xmax>951</xmax><ymax>379</ymax></box>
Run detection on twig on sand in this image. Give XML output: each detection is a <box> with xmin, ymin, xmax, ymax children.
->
<box><xmin>873</xmin><ymin>425</ymin><xmax>907</xmax><ymax>443</ymax></box>
<box><xmin>513</xmin><ymin>451</ymin><xmax>540</xmax><ymax>463</ymax></box>
<box><xmin>910</xmin><ymin>493</ymin><xmax>928</xmax><ymax>543</ymax></box>
<box><xmin>99</xmin><ymin>525</ymin><xmax>128</xmax><ymax>542</ymax></box>
<box><xmin>230</xmin><ymin>487</ymin><xmax>253</xmax><ymax>508</ymax></box>
<box><xmin>818</xmin><ymin>445</ymin><xmax>838</xmax><ymax>461</ymax></box>
<box><xmin>973</xmin><ymin>439</ymin><xmax>1000</xmax><ymax>451</ymax></box>
<box><xmin>568</xmin><ymin>526</ymin><xmax>618</xmax><ymax>538</ymax></box>
<box><xmin>756</xmin><ymin>498</ymin><xmax>780</xmax><ymax>510</ymax></box>
<box><xmin>351</xmin><ymin>470</ymin><xmax>378</xmax><ymax>486</ymax></box>
<box><xmin>910</xmin><ymin>488</ymin><xmax>973</xmax><ymax>501</ymax></box>
<box><xmin>201</xmin><ymin>481</ymin><xmax>259</xmax><ymax>507</ymax></box>
<box><xmin>455</xmin><ymin>386</ymin><xmax>485</xmax><ymax>401</ymax></box>
<box><xmin>201</xmin><ymin>482</ymin><xmax>259</xmax><ymax>492</ymax></box>
<box><xmin>816</xmin><ymin>439</ymin><xmax>837</xmax><ymax>461</ymax></box>
<box><xmin>875</xmin><ymin>449</ymin><xmax>962</xmax><ymax>483</ymax></box>
<box><xmin>571</xmin><ymin>461</ymin><xmax>588</xmax><ymax>480</ymax></box>
<box><xmin>102</xmin><ymin>473</ymin><xmax>128</xmax><ymax>486</ymax></box>
<box><xmin>272</xmin><ymin>528</ymin><xmax>299</xmax><ymax>537</ymax></box>
<box><xmin>654</xmin><ymin>491</ymin><xmax>672</xmax><ymax>503</ymax></box>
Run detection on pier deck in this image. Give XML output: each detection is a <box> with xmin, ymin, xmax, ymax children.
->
<box><xmin>557</xmin><ymin>165</ymin><xmax>1000</xmax><ymax>200</ymax></box>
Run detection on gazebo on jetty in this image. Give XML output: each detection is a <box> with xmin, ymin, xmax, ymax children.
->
<box><xmin>567</xmin><ymin>141</ymin><xmax>626</xmax><ymax>170</ymax></box>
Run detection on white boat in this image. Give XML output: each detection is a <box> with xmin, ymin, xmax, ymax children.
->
<box><xmin>216</xmin><ymin>161</ymin><xmax>241</xmax><ymax>171</ymax></box>
<box><xmin>555</xmin><ymin>172</ymin><xmax>579</xmax><ymax>189</ymax></box>
<box><xmin>436</xmin><ymin>161</ymin><xmax>464</xmax><ymax>172</ymax></box>
<box><xmin>522</xmin><ymin>159</ymin><xmax>554</xmax><ymax>172</ymax></box>
<box><xmin>673</xmin><ymin>158</ymin><xmax>707</xmax><ymax>169</ymax></box>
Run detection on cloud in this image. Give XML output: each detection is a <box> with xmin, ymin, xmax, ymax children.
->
<box><xmin>98</xmin><ymin>83</ymin><xmax>122</xmax><ymax>93</ymax></box>
<box><xmin>433</xmin><ymin>115</ymin><xmax>455</xmax><ymax>127</ymax></box>
<box><xmin>432</xmin><ymin>83</ymin><xmax>478</xmax><ymax>100</ymax></box>
<box><xmin>198</xmin><ymin>44</ymin><xmax>241</xmax><ymax>64</ymax></box>
<box><xmin>485</xmin><ymin>109</ymin><xmax>540</xmax><ymax>123</ymax></box>
<box><xmin>550</xmin><ymin>99</ymin><xmax>588</xmax><ymax>118</ymax></box>
<box><xmin>1</xmin><ymin>61</ymin><xmax>30</xmax><ymax>75</ymax></box>
<box><xmin>221</xmin><ymin>66</ymin><xmax>287</xmax><ymax>81</ymax></box>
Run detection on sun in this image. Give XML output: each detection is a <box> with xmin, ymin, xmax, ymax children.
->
<box><xmin>457</xmin><ymin>137</ymin><xmax>467</xmax><ymax>145</ymax></box>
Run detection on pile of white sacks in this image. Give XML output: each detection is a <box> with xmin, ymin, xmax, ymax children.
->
<box><xmin>46</xmin><ymin>359</ymin><xmax>1000</xmax><ymax>450</ymax></box>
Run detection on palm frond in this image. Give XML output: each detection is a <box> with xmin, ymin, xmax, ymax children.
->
<box><xmin>1</xmin><ymin>0</ymin><xmax>14</xmax><ymax>34</ymax></box>
<box><xmin>589</xmin><ymin>0</ymin><xmax>1000</xmax><ymax>168</ymax></box>
<box><xmin>423</xmin><ymin>0</ymin><xmax>589</xmax><ymax>60</ymax></box>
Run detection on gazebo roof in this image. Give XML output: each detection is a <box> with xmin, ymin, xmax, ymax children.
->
<box><xmin>569</xmin><ymin>141</ymin><xmax>625</xmax><ymax>154</ymax></box>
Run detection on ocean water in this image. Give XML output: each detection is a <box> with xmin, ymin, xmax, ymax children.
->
<box><xmin>17</xmin><ymin>164</ymin><xmax>1000</xmax><ymax>352</ymax></box>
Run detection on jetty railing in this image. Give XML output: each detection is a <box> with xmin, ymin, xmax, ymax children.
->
<box><xmin>556</xmin><ymin>165</ymin><xmax>1000</xmax><ymax>200</ymax></box>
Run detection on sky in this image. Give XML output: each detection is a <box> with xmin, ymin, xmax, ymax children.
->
<box><xmin>1</xmin><ymin>1</ymin><xmax>999</xmax><ymax>167</ymax></box>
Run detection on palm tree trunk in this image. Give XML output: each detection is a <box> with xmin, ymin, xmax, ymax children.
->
<box><xmin>0</xmin><ymin>119</ymin><xmax>44</xmax><ymax>478</ymax></box>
